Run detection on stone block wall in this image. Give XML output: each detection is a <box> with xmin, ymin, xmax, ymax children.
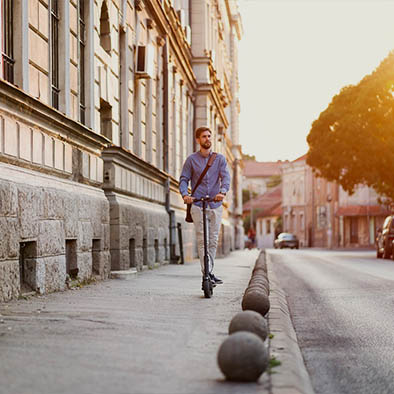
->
<box><xmin>108</xmin><ymin>195</ymin><xmax>170</xmax><ymax>271</ymax></box>
<box><xmin>0</xmin><ymin>171</ymin><xmax>110</xmax><ymax>302</ymax></box>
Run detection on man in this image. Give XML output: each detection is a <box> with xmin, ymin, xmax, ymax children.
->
<box><xmin>179</xmin><ymin>126</ymin><xmax>231</xmax><ymax>287</ymax></box>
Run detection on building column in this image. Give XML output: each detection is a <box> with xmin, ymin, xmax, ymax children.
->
<box><xmin>85</xmin><ymin>0</ymin><xmax>95</xmax><ymax>129</ymax></box>
<box><xmin>13</xmin><ymin>0</ymin><xmax>29</xmax><ymax>91</ymax></box>
<box><xmin>156</xmin><ymin>41</ymin><xmax>163</xmax><ymax>170</ymax></box>
<box><xmin>120</xmin><ymin>27</ymin><xmax>130</xmax><ymax>149</ymax></box>
<box><xmin>58</xmin><ymin>0</ymin><xmax>70</xmax><ymax>115</ymax></box>
<box><xmin>133</xmin><ymin>7</ymin><xmax>142</xmax><ymax>158</ymax></box>
<box><xmin>339</xmin><ymin>216</ymin><xmax>344</xmax><ymax>247</ymax></box>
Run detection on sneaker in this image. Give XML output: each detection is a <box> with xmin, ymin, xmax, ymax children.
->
<box><xmin>202</xmin><ymin>278</ymin><xmax>216</xmax><ymax>290</ymax></box>
<box><xmin>210</xmin><ymin>273</ymin><xmax>223</xmax><ymax>284</ymax></box>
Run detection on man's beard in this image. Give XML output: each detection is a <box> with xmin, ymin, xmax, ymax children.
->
<box><xmin>201</xmin><ymin>141</ymin><xmax>211</xmax><ymax>149</ymax></box>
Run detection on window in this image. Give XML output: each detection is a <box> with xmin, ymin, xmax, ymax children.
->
<box><xmin>50</xmin><ymin>0</ymin><xmax>60</xmax><ymax>109</ymax></box>
<box><xmin>78</xmin><ymin>0</ymin><xmax>86</xmax><ymax>123</ymax></box>
<box><xmin>99</xmin><ymin>1</ymin><xmax>111</xmax><ymax>54</ymax></box>
<box><xmin>266</xmin><ymin>219</ymin><xmax>271</xmax><ymax>234</ymax></box>
<box><xmin>1</xmin><ymin>0</ymin><xmax>14</xmax><ymax>83</ymax></box>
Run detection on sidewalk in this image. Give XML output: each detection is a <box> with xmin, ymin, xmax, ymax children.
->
<box><xmin>0</xmin><ymin>249</ymin><xmax>272</xmax><ymax>394</ymax></box>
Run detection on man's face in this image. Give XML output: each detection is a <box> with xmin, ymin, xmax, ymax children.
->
<box><xmin>198</xmin><ymin>130</ymin><xmax>212</xmax><ymax>149</ymax></box>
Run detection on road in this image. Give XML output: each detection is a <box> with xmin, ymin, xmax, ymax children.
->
<box><xmin>0</xmin><ymin>249</ymin><xmax>270</xmax><ymax>394</ymax></box>
<box><xmin>267</xmin><ymin>248</ymin><xmax>394</xmax><ymax>394</ymax></box>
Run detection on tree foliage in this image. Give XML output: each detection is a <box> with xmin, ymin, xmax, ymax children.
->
<box><xmin>242</xmin><ymin>189</ymin><xmax>258</xmax><ymax>204</ymax></box>
<box><xmin>267</xmin><ymin>174</ymin><xmax>282</xmax><ymax>189</ymax></box>
<box><xmin>242</xmin><ymin>153</ymin><xmax>256</xmax><ymax>161</ymax></box>
<box><xmin>306</xmin><ymin>51</ymin><xmax>394</xmax><ymax>201</ymax></box>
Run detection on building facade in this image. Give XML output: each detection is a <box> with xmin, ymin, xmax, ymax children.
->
<box><xmin>282</xmin><ymin>155</ymin><xmax>388</xmax><ymax>249</ymax></box>
<box><xmin>282</xmin><ymin>155</ymin><xmax>339</xmax><ymax>248</ymax></box>
<box><xmin>254</xmin><ymin>185</ymin><xmax>282</xmax><ymax>249</ymax></box>
<box><xmin>336</xmin><ymin>185</ymin><xmax>389</xmax><ymax>248</ymax></box>
<box><xmin>242</xmin><ymin>160</ymin><xmax>283</xmax><ymax>195</ymax></box>
<box><xmin>0</xmin><ymin>0</ymin><xmax>243</xmax><ymax>302</ymax></box>
<box><xmin>281</xmin><ymin>155</ymin><xmax>311</xmax><ymax>247</ymax></box>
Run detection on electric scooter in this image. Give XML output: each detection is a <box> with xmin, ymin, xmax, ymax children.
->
<box><xmin>194</xmin><ymin>196</ymin><xmax>214</xmax><ymax>298</ymax></box>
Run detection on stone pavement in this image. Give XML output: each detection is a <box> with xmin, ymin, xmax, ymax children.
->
<box><xmin>0</xmin><ymin>249</ymin><xmax>270</xmax><ymax>394</ymax></box>
<box><xmin>0</xmin><ymin>249</ymin><xmax>313</xmax><ymax>394</ymax></box>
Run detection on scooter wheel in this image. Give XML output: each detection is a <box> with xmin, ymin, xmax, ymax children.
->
<box><xmin>202</xmin><ymin>279</ymin><xmax>213</xmax><ymax>298</ymax></box>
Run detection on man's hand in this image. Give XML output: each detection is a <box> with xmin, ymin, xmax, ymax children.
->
<box><xmin>214</xmin><ymin>193</ymin><xmax>225</xmax><ymax>202</ymax></box>
<box><xmin>183</xmin><ymin>195</ymin><xmax>194</xmax><ymax>204</ymax></box>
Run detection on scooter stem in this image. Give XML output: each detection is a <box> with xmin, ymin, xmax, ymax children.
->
<box><xmin>202</xmin><ymin>196</ymin><xmax>209</xmax><ymax>280</ymax></box>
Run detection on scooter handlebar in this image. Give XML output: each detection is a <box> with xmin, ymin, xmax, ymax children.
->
<box><xmin>192</xmin><ymin>196</ymin><xmax>215</xmax><ymax>203</ymax></box>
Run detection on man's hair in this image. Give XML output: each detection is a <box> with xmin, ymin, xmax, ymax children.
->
<box><xmin>195</xmin><ymin>126</ymin><xmax>212</xmax><ymax>139</ymax></box>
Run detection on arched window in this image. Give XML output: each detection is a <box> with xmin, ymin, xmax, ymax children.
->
<box><xmin>99</xmin><ymin>1</ymin><xmax>111</xmax><ymax>54</ymax></box>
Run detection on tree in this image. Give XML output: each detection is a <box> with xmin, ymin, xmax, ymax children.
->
<box><xmin>242</xmin><ymin>153</ymin><xmax>256</xmax><ymax>161</ymax></box>
<box><xmin>306</xmin><ymin>51</ymin><xmax>394</xmax><ymax>202</ymax></box>
<box><xmin>267</xmin><ymin>174</ymin><xmax>281</xmax><ymax>189</ymax></box>
<box><xmin>242</xmin><ymin>189</ymin><xmax>258</xmax><ymax>204</ymax></box>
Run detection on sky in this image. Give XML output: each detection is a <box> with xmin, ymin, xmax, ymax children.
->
<box><xmin>238</xmin><ymin>0</ymin><xmax>394</xmax><ymax>162</ymax></box>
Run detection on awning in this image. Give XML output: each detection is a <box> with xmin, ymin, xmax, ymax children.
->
<box><xmin>335</xmin><ymin>205</ymin><xmax>390</xmax><ymax>217</ymax></box>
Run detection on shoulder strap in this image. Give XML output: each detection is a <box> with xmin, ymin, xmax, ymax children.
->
<box><xmin>191</xmin><ymin>153</ymin><xmax>217</xmax><ymax>196</ymax></box>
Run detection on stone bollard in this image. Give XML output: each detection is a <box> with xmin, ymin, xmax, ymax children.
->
<box><xmin>241</xmin><ymin>250</ymin><xmax>271</xmax><ymax>316</ymax></box>
<box><xmin>242</xmin><ymin>289</ymin><xmax>270</xmax><ymax>317</ymax></box>
<box><xmin>229</xmin><ymin>310</ymin><xmax>268</xmax><ymax>342</ymax></box>
<box><xmin>217</xmin><ymin>331</ymin><xmax>269</xmax><ymax>382</ymax></box>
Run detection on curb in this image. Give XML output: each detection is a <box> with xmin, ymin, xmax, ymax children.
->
<box><xmin>266</xmin><ymin>251</ymin><xmax>315</xmax><ymax>394</ymax></box>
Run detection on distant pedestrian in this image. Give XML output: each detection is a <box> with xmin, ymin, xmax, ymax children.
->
<box><xmin>247</xmin><ymin>227</ymin><xmax>256</xmax><ymax>249</ymax></box>
<box><xmin>179</xmin><ymin>126</ymin><xmax>231</xmax><ymax>287</ymax></box>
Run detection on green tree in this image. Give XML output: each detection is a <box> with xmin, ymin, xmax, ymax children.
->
<box><xmin>307</xmin><ymin>51</ymin><xmax>394</xmax><ymax>201</ymax></box>
<box><xmin>242</xmin><ymin>189</ymin><xmax>258</xmax><ymax>204</ymax></box>
<box><xmin>242</xmin><ymin>153</ymin><xmax>256</xmax><ymax>161</ymax></box>
<box><xmin>267</xmin><ymin>174</ymin><xmax>281</xmax><ymax>189</ymax></box>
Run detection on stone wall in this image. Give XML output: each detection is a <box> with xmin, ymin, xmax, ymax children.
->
<box><xmin>0</xmin><ymin>166</ymin><xmax>110</xmax><ymax>302</ymax></box>
<box><xmin>108</xmin><ymin>194</ymin><xmax>169</xmax><ymax>271</ymax></box>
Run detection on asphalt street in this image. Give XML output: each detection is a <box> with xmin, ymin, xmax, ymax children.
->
<box><xmin>0</xmin><ymin>249</ymin><xmax>271</xmax><ymax>394</ymax></box>
<box><xmin>268</xmin><ymin>248</ymin><xmax>394</xmax><ymax>394</ymax></box>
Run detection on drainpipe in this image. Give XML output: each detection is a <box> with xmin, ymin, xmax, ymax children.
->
<box><xmin>165</xmin><ymin>178</ymin><xmax>180</xmax><ymax>264</ymax></box>
<box><xmin>163</xmin><ymin>39</ymin><xmax>169</xmax><ymax>173</ymax></box>
<box><xmin>192</xmin><ymin>94</ymin><xmax>197</xmax><ymax>152</ymax></box>
<box><xmin>163</xmin><ymin>39</ymin><xmax>179</xmax><ymax>264</ymax></box>
<box><xmin>177</xmin><ymin>223</ymin><xmax>184</xmax><ymax>264</ymax></box>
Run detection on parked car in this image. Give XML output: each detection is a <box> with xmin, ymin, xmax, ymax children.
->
<box><xmin>376</xmin><ymin>215</ymin><xmax>394</xmax><ymax>259</ymax></box>
<box><xmin>274</xmin><ymin>233</ymin><xmax>299</xmax><ymax>249</ymax></box>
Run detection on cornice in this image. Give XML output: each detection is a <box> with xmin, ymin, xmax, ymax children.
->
<box><xmin>192</xmin><ymin>52</ymin><xmax>231</xmax><ymax>127</ymax></box>
<box><xmin>143</xmin><ymin>0</ymin><xmax>196</xmax><ymax>88</ymax></box>
<box><xmin>101</xmin><ymin>145</ymin><xmax>179</xmax><ymax>189</ymax></box>
<box><xmin>194</xmin><ymin>81</ymin><xmax>229</xmax><ymax>129</ymax></box>
<box><xmin>0</xmin><ymin>80</ymin><xmax>109</xmax><ymax>151</ymax></box>
<box><xmin>225</xmin><ymin>1</ymin><xmax>243</xmax><ymax>38</ymax></box>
